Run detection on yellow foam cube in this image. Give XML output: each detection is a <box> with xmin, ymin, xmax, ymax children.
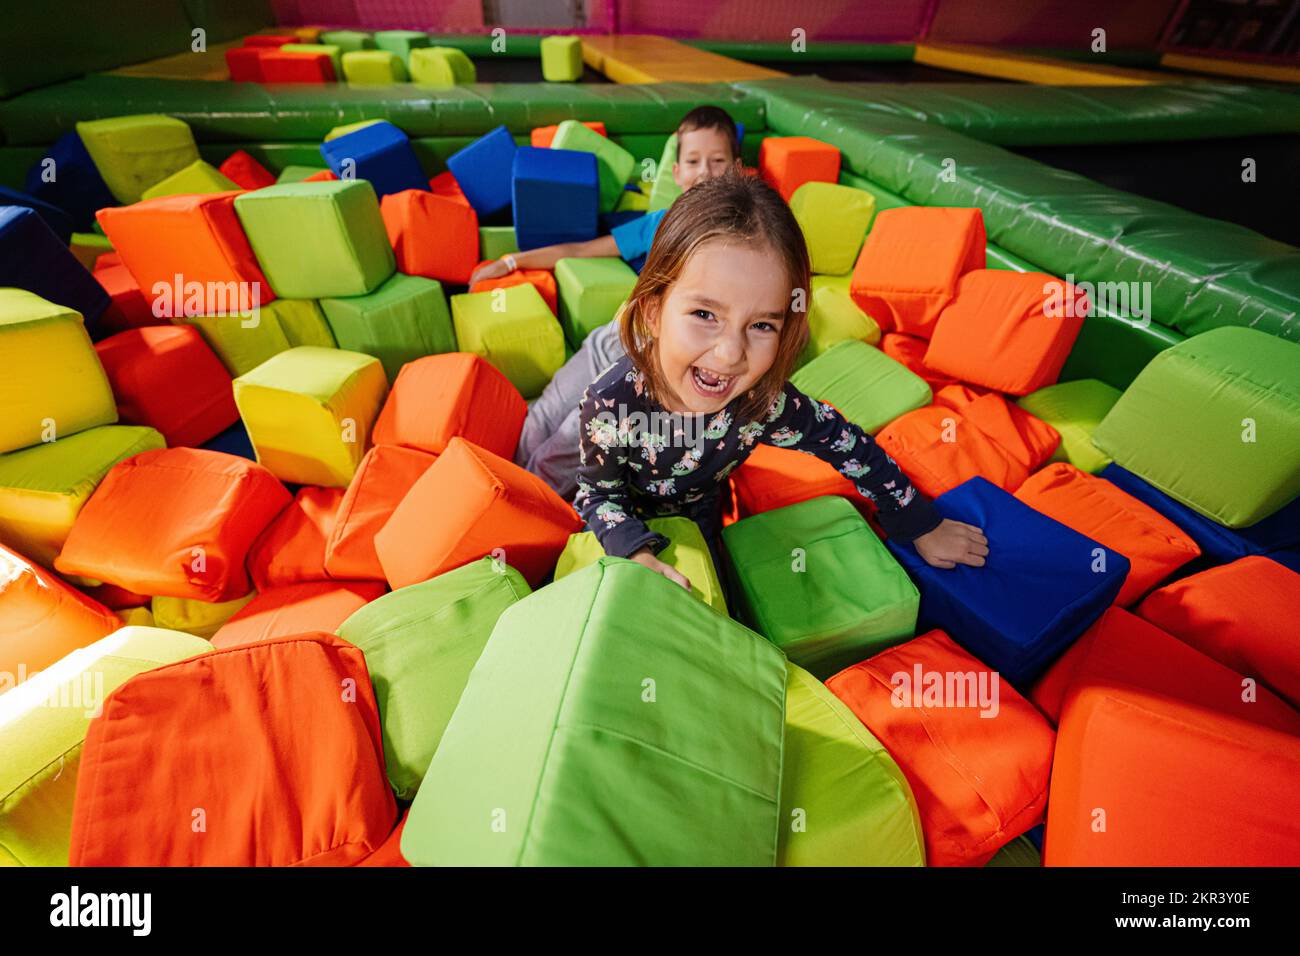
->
<box><xmin>450</xmin><ymin>283</ymin><xmax>565</xmax><ymax>399</ymax></box>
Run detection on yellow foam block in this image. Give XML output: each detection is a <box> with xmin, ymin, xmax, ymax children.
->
<box><xmin>140</xmin><ymin>159</ymin><xmax>239</xmax><ymax>200</ymax></box>
<box><xmin>802</xmin><ymin>285</ymin><xmax>881</xmax><ymax>365</ymax></box>
<box><xmin>151</xmin><ymin>591</ymin><xmax>256</xmax><ymax>639</ymax></box>
<box><xmin>450</xmin><ymin>283</ymin><xmax>565</xmax><ymax>399</ymax></box>
<box><xmin>75</xmin><ymin>114</ymin><xmax>200</xmax><ymax>204</ymax></box>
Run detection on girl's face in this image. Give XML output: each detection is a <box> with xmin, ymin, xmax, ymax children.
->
<box><xmin>644</xmin><ymin>239</ymin><xmax>790</xmax><ymax>415</ymax></box>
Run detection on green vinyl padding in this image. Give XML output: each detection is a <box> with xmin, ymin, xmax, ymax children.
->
<box><xmin>336</xmin><ymin>556</ymin><xmax>531</xmax><ymax>802</ymax></box>
<box><xmin>401</xmin><ymin>557</ymin><xmax>787</xmax><ymax>866</ymax></box>
<box><xmin>0</xmin><ymin>627</ymin><xmax>211</xmax><ymax>867</ymax></box>
<box><xmin>723</xmin><ymin>496</ymin><xmax>919</xmax><ymax>679</ymax></box>
<box><xmin>320</xmin><ymin>274</ymin><xmax>456</xmax><ymax>384</ymax></box>
<box><xmin>1017</xmin><ymin>379</ymin><xmax>1122</xmax><ymax>475</ymax></box>
<box><xmin>790</xmin><ymin>339</ymin><xmax>931</xmax><ymax>434</ymax></box>
<box><xmin>778</xmin><ymin>663</ymin><xmax>925</xmax><ymax>867</ymax></box>
<box><xmin>1091</xmin><ymin>327</ymin><xmax>1300</xmax><ymax>528</ymax></box>
<box><xmin>687</xmin><ymin>41</ymin><xmax>916</xmax><ymax>63</ymax></box>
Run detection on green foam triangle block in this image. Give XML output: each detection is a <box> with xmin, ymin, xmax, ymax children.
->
<box><xmin>552</xmin><ymin>119</ymin><xmax>635</xmax><ymax>214</ymax></box>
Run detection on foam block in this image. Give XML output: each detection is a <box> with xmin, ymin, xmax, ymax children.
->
<box><xmin>555</xmin><ymin>515</ymin><xmax>727</xmax><ymax>613</ymax></box>
<box><xmin>94</xmin><ymin>326</ymin><xmax>238</xmax><ymax>447</ymax></box>
<box><xmin>540</xmin><ymin>35</ymin><xmax>583</xmax><ymax>81</ymax></box>
<box><xmin>342</xmin><ymin>49</ymin><xmax>407</xmax><ymax>83</ymax></box>
<box><xmin>325</xmin><ymin>445</ymin><xmax>437</xmax><ymax>580</ymax></box>
<box><xmin>225</xmin><ymin>45</ymin><xmax>266</xmax><ymax>82</ymax></box>
<box><xmin>212</xmin><ymin>580</ymin><xmax>386</xmax><ymax>649</ymax></box>
<box><xmin>371</xmin><ymin>352</ymin><xmax>526</xmax><ymax>459</ymax></box>
<box><xmin>555</xmin><ymin>256</ymin><xmax>636</xmax><ymax>347</ymax></box>
<box><xmin>320</xmin><ymin>121</ymin><xmax>426</xmax><ymax>199</ymax></box>
<box><xmin>233</xmin><ymin>346</ymin><xmax>389</xmax><ymax>487</ymax></box>
<box><xmin>827</xmin><ymin>630</ymin><xmax>1056</xmax><ymax>866</ymax></box>
<box><xmin>261</xmin><ymin>49</ymin><xmax>336</xmax><ymax>83</ymax></box>
<box><xmin>446</xmin><ymin>126</ymin><xmax>517</xmax><ymax>217</ymax></box>
<box><xmin>759</xmin><ymin>136</ymin><xmax>841</xmax><ymax>202</ymax></box>
<box><xmin>0</xmin><ymin>185</ymin><xmax>73</xmax><ymax>244</ymax></box>
<box><xmin>1015</xmin><ymin>463</ymin><xmax>1200</xmax><ymax>606</ymax></box>
<box><xmin>151</xmin><ymin>591</ymin><xmax>256</xmax><ymax>639</ymax></box>
<box><xmin>68</xmin><ymin>632</ymin><xmax>396</xmax><ymax>866</ymax></box>
<box><xmin>725</xmin><ymin>496</ymin><xmax>918</xmax><ymax>677</ymax></box>
<box><xmin>934</xmin><ymin>384</ymin><xmax>1061</xmax><ymax>473</ymax></box>
<box><xmin>850</xmin><ymin>207</ymin><xmax>986</xmax><ymax>338</ymax></box>
<box><xmin>0</xmin><ymin>425</ymin><xmax>164</xmax><ymax>569</ymax></box>
<box><xmin>54</xmin><ymin>448</ymin><xmax>291</xmax><ymax>601</ymax></box>
<box><xmin>790</xmin><ymin>182</ymin><xmax>874</xmax><ymax>275</ymax></box>
<box><xmin>801</xmin><ymin>285</ymin><xmax>881</xmax><ymax>364</ymax></box>
<box><xmin>381</xmin><ymin>187</ymin><xmax>478</xmax><ymax>283</ymax></box>
<box><xmin>888</xmin><ymin>477</ymin><xmax>1129</xmax><ymax>686</ymax></box>
<box><xmin>401</xmin><ymin>557</ymin><xmax>786</xmax><ymax>866</ymax></box>
<box><xmin>75</xmin><ymin>114</ymin><xmax>200</xmax><ymax>204</ymax></box>
<box><xmin>789</xmin><ymin>339</ymin><xmax>931</xmax><ymax>434</ymax></box>
<box><xmin>0</xmin><ymin>289</ymin><xmax>117</xmax><ymax>455</ymax></box>
<box><xmin>450</xmin><ymin>283</ymin><xmax>566</xmax><ymax>399</ymax></box>
<box><xmin>0</xmin><ymin>206</ymin><xmax>111</xmax><ymax>327</ymax></box>
<box><xmin>409</xmin><ymin>46</ymin><xmax>476</xmax><ymax>86</ymax></box>
<box><xmin>531</xmin><ymin>121</ymin><xmax>606</xmax><ymax>147</ymax></box>
<box><xmin>246</xmin><ymin>485</ymin><xmax>346</xmax><ymax>590</ymax></box>
<box><xmin>140</xmin><ymin>160</ymin><xmax>239</xmax><ymax>200</ymax></box>
<box><xmin>479</xmin><ymin>224</ymin><xmax>518</xmax><ymax>259</ymax></box>
<box><xmin>550</xmin><ymin>120</ymin><xmax>635</xmax><ymax>214</ymax></box>
<box><xmin>925</xmin><ymin>270</ymin><xmax>1087</xmax><ymax>395</ymax></box>
<box><xmin>374</xmin><ymin>29</ymin><xmax>429</xmax><ymax>63</ymax></box>
<box><xmin>23</xmin><ymin>130</ymin><xmax>118</xmax><ymax>232</ymax></box>
<box><xmin>279</xmin><ymin>43</ymin><xmax>343</xmax><ymax>79</ymax></box>
<box><xmin>470</xmin><ymin>265</ymin><xmax>558</xmax><ymax>315</ymax></box>
<box><xmin>1016</xmin><ymin>379</ymin><xmax>1121</xmax><ymax>474</ymax></box>
<box><xmin>0</xmin><ymin>628</ymin><xmax>210</xmax><ymax>866</ymax></box>
<box><xmin>319</xmin><ymin>30</ymin><xmax>375</xmax><ymax>52</ymax></box>
<box><xmin>779</xmin><ymin>662</ymin><xmax>925</xmax><ymax>866</ymax></box>
<box><xmin>92</xmin><ymin>264</ymin><xmax>154</xmax><ymax>335</ymax></box>
<box><xmin>276</xmin><ymin>165</ymin><xmax>328</xmax><ymax>183</ymax></box>
<box><xmin>1091</xmin><ymin>327</ymin><xmax>1300</xmax><ymax>528</ymax></box>
<box><xmin>235</xmin><ymin>180</ymin><xmax>393</xmax><ymax>298</ymax></box>
<box><xmin>728</xmin><ymin>444</ymin><xmax>868</xmax><ymax>520</ymax></box>
<box><xmin>337</xmin><ymin>557</ymin><xmax>530</xmax><ymax>799</ymax></box>
<box><xmin>511</xmin><ymin>144</ymin><xmax>599</xmax><ymax>250</ymax></box>
<box><xmin>375</xmin><ymin>436</ymin><xmax>581</xmax><ymax>589</ymax></box>
<box><xmin>320</xmin><ymin>273</ymin><xmax>455</xmax><ymax>383</ymax></box>
<box><xmin>880</xmin><ymin>332</ymin><xmax>958</xmax><ymax>392</ymax></box>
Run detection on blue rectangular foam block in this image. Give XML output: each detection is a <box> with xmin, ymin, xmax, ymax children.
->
<box><xmin>319</xmin><ymin>121</ymin><xmax>428</xmax><ymax>199</ymax></box>
<box><xmin>511</xmin><ymin>146</ymin><xmax>598</xmax><ymax>251</ymax></box>
<box><xmin>447</xmin><ymin>125</ymin><xmax>518</xmax><ymax>217</ymax></box>
<box><xmin>1101</xmin><ymin>463</ymin><xmax>1300</xmax><ymax>565</ymax></box>
<box><xmin>23</xmin><ymin>131</ymin><xmax>118</xmax><ymax>232</ymax></box>
<box><xmin>887</xmin><ymin>476</ymin><xmax>1129</xmax><ymax>688</ymax></box>
<box><xmin>0</xmin><ymin>186</ymin><xmax>74</xmax><ymax>245</ymax></box>
<box><xmin>0</xmin><ymin>206</ymin><xmax>111</xmax><ymax>325</ymax></box>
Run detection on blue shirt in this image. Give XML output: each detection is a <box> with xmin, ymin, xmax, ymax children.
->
<box><xmin>610</xmin><ymin>209</ymin><xmax>667</xmax><ymax>273</ymax></box>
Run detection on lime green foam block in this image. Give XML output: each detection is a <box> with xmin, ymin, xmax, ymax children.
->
<box><xmin>801</xmin><ymin>285</ymin><xmax>881</xmax><ymax>366</ymax></box>
<box><xmin>554</xmin><ymin>515</ymin><xmax>727</xmax><ymax>614</ymax></box>
<box><xmin>319</xmin><ymin>30</ymin><xmax>374</xmax><ymax>53</ymax></box>
<box><xmin>1091</xmin><ymin>327</ymin><xmax>1300</xmax><ymax>527</ymax></box>
<box><xmin>479</xmin><ymin>225</ymin><xmax>518</xmax><ymax>260</ymax></box>
<box><xmin>140</xmin><ymin>159</ymin><xmax>238</xmax><ymax>200</ymax></box>
<box><xmin>342</xmin><ymin>49</ymin><xmax>408</xmax><ymax>84</ymax></box>
<box><xmin>779</xmin><ymin>662</ymin><xmax>925</xmax><ymax>866</ymax></box>
<box><xmin>812</xmin><ymin>273</ymin><xmax>851</xmax><ymax>295</ymax></box>
<box><xmin>409</xmin><ymin>47</ymin><xmax>476</xmax><ymax>86</ymax></box>
<box><xmin>790</xmin><ymin>339</ymin><xmax>931</xmax><ymax>434</ymax></box>
<box><xmin>555</xmin><ymin>256</ymin><xmax>637</xmax><ymax>348</ymax></box>
<box><xmin>0</xmin><ymin>627</ymin><xmax>210</xmax><ymax>867</ymax></box>
<box><xmin>724</xmin><ymin>496</ymin><xmax>918</xmax><ymax>678</ymax></box>
<box><xmin>320</xmin><ymin>274</ymin><xmax>455</xmax><ymax>384</ymax></box>
<box><xmin>648</xmin><ymin>134</ymin><xmax>680</xmax><ymax>212</ymax></box>
<box><xmin>0</xmin><ymin>425</ymin><xmax>164</xmax><ymax>569</ymax></box>
<box><xmin>151</xmin><ymin>592</ymin><xmax>255</xmax><ymax>639</ymax></box>
<box><xmin>75</xmin><ymin>114</ymin><xmax>199</xmax><ymax>204</ymax></box>
<box><xmin>233</xmin><ymin>346</ymin><xmax>388</xmax><ymax>487</ymax></box>
<box><xmin>450</xmin><ymin>282</ymin><xmax>565</xmax><ymax>399</ymax></box>
<box><xmin>281</xmin><ymin>43</ymin><xmax>343</xmax><ymax>79</ymax></box>
<box><xmin>337</xmin><ymin>556</ymin><xmax>531</xmax><ymax>801</ymax></box>
<box><xmin>324</xmin><ymin>119</ymin><xmax>384</xmax><ymax>143</ymax></box>
<box><xmin>178</xmin><ymin>298</ymin><xmax>335</xmax><ymax>377</ymax></box>
<box><xmin>374</xmin><ymin>30</ymin><xmax>430</xmax><ymax>64</ymax></box>
<box><xmin>234</xmin><ymin>180</ymin><xmax>395</xmax><ymax>299</ymax></box>
<box><xmin>790</xmin><ymin>182</ymin><xmax>875</xmax><ymax>276</ymax></box>
<box><xmin>1017</xmin><ymin>378</ymin><xmax>1121</xmax><ymax>475</ymax></box>
<box><xmin>276</xmin><ymin>165</ymin><xmax>328</xmax><ymax>183</ymax></box>
<box><xmin>268</xmin><ymin>299</ymin><xmax>336</xmax><ymax>348</ymax></box>
<box><xmin>401</xmin><ymin>557</ymin><xmax>787</xmax><ymax>866</ymax></box>
<box><xmin>615</xmin><ymin>188</ymin><xmax>649</xmax><ymax>213</ymax></box>
<box><xmin>541</xmin><ymin>35</ymin><xmax>583</xmax><ymax>82</ymax></box>
<box><xmin>551</xmin><ymin>119</ymin><xmax>635</xmax><ymax>214</ymax></box>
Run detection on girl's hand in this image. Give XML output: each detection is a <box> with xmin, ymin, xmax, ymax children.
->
<box><xmin>469</xmin><ymin>258</ymin><xmax>511</xmax><ymax>285</ymax></box>
<box><xmin>913</xmin><ymin>519</ymin><xmax>988</xmax><ymax>569</ymax></box>
<box><xmin>629</xmin><ymin>547</ymin><xmax>692</xmax><ymax>592</ymax></box>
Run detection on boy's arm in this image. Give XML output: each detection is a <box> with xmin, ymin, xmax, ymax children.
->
<box><xmin>471</xmin><ymin>235</ymin><xmax>621</xmax><ymax>284</ymax></box>
<box><xmin>573</xmin><ymin>385</ymin><xmax>670</xmax><ymax>559</ymax></box>
<box><xmin>759</xmin><ymin>381</ymin><xmax>944</xmax><ymax>542</ymax></box>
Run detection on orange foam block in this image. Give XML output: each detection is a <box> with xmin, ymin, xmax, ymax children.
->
<box><xmin>530</xmin><ymin>121</ymin><xmax>607</xmax><ymax>147</ymax></box>
<box><xmin>469</xmin><ymin>264</ymin><xmax>558</xmax><ymax>316</ymax></box>
<box><xmin>245</xmin><ymin>486</ymin><xmax>344</xmax><ymax>590</ymax></box>
<box><xmin>260</xmin><ymin>50</ymin><xmax>335</xmax><ymax>83</ymax></box>
<box><xmin>728</xmin><ymin>443</ymin><xmax>871</xmax><ymax>521</ymax></box>
<box><xmin>758</xmin><ymin>136</ymin><xmax>840</xmax><ymax>202</ymax></box>
<box><xmin>212</xmin><ymin>580</ymin><xmax>387</xmax><ymax>648</ymax></box>
<box><xmin>325</xmin><ymin>445</ymin><xmax>437</xmax><ymax>580</ymax></box>
<box><xmin>879</xmin><ymin>333</ymin><xmax>958</xmax><ymax>393</ymax></box>
<box><xmin>219</xmin><ymin>150</ymin><xmax>277</xmax><ymax>191</ymax></box>
<box><xmin>381</xmin><ymin>188</ymin><xmax>479</xmax><ymax>284</ymax></box>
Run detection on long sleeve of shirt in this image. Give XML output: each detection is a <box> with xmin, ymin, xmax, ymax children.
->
<box><xmin>759</xmin><ymin>381</ymin><xmax>944</xmax><ymax>543</ymax></box>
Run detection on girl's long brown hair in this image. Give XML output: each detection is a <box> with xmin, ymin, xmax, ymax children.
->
<box><xmin>618</xmin><ymin>170</ymin><xmax>811</xmax><ymax>423</ymax></box>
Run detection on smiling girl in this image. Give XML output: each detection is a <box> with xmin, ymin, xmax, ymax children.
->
<box><xmin>574</xmin><ymin>172</ymin><xmax>988</xmax><ymax>590</ymax></box>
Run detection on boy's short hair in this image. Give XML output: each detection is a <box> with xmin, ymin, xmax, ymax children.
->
<box><xmin>676</xmin><ymin>106</ymin><xmax>741</xmax><ymax>161</ymax></box>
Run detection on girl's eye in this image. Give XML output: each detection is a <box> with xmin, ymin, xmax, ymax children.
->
<box><xmin>752</xmin><ymin>321</ymin><xmax>778</xmax><ymax>333</ymax></box>
<box><xmin>693</xmin><ymin>309</ymin><xmax>714</xmax><ymax>321</ymax></box>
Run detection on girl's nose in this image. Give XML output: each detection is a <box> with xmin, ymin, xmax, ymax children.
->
<box><xmin>712</xmin><ymin>329</ymin><xmax>745</xmax><ymax>367</ymax></box>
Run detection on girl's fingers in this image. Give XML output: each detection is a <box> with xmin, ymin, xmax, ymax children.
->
<box><xmin>970</xmin><ymin>542</ymin><xmax>990</xmax><ymax>557</ymax></box>
<box><xmin>962</xmin><ymin>553</ymin><xmax>986</xmax><ymax>567</ymax></box>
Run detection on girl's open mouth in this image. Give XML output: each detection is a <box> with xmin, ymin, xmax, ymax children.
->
<box><xmin>691</xmin><ymin>366</ymin><xmax>736</xmax><ymax>398</ymax></box>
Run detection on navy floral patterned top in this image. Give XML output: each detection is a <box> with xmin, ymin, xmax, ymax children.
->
<box><xmin>573</xmin><ymin>355</ymin><xmax>943</xmax><ymax>559</ymax></box>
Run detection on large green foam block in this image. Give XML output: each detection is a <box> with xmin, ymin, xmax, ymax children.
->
<box><xmin>401</xmin><ymin>557</ymin><xmax>787</xmax><ymax>866</ymax></box>
<box><xmin>75</xmin><ymin>114</ymin><xmax>200</xmax><ymax>204</ymax></box>
<box><xmin>1017</xmin><ymin>379</ymin><xmax>1121</xmax><ymax>475</ymax></box>
<box><xmin>723</xmin><ymin>496</ymin><xmax>919</xmax><ymax>678</ymax></box>
<box><xmin>320</xmin><ymin>274</ymin><xmax>455</xmax><ymax>384</ymax></box>
<box><xmin>320</xmin><ymin>31</ymin><xmax>375</xmax><ymax>54</ymax></box>
<box><xmin>1091</xmin><ymin>327</ymin><xmax>1300</xmax><ymax>528</ymax></box>
<box><xmin>790</xmin><ymin>181</ymin><xmax>874</xmax><ymax>276</ymax></box>
<box><xmin>790</xmin><ymin>339</ymin><xmax>931</xmax><ymax>434</ymax></box>
<box><xmin>337</xmin><ymin>557</ymin><xmax>531</xmax><ymax>802</ymax></box>
<box><xmin>234</xmin><ymin>180</ymin><xmax>395</xmax><ymax>299</ymax></box>
<box><xmin>374</xmin><ymin>30</ymin><xmax>431</xmax><ymax>65</ymax></box>
<box><xmin>450</xmin><ymin>283</ymin><xmax>565</xmax><ymax>400</ymax></box>
<box><xmin>554</xmin><ymin>256</ymin><xmax>637</xmax><ymax>348</ymax></box>
<box><xmin>410</xmin><ymin>47</ymin><xmax>477</xmax><ymax>87</ymax></box>
<box><xmin>551</xmin><ymin>119</ymin><xmax>636</xmax><ymax>214</ymax></box>
<box><xmin>778</xmin><ymin>663</ymin><xmax>925</xmax><ymax>866</ymax></box>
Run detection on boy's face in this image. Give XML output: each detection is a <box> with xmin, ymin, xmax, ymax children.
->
<box><xmin>644</xmin><ymin>239</ymin><xmax>788</xmax><ymax>415</ymax></box>
<box><xmin>673</xmin><ymin>126</ymin><xmax>741</xmax><ymax>191</ymax></box>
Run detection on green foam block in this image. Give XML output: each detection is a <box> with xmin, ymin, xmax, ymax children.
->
<box><xmin>540</xmin><ymin>35</ymin><xmax>583</xmax><ymax>82</ymax></box>
<box><xmin>320</xmin><ymin>273</ymin><xmax>455</xmax><ymax>384</ymax></box>
<box><xmin>648</xmin><ymin>134</ymin><xmax>681</xmax><ymax>212</ymax></box>
<box><xmin>75</xmin><ymin>114</ymin><xmax>199</xmax><ymax>204</ymax></box>
<box><xmin>479</xmin><ymin>225</ymin><xmax>518</xmax><ymax>260</ymax></box>
<box><xmin>800</xmin><ymin>285</ymin><xmax>881</xmax><ymax>368</ymax></box>
<box><xmin>1017</xmin><ymin>378</ymin><xmax>1121</xmax><ymax>475</ymax></box>
<box><xmin>342</xmin><ymin>49</ymin><xmax>408</xmax><ymax>84</ymax></box>
<box><xmin>140</xmin><ymin>159</ymin><xmax>238</xmax><ymax>200</ymax></box>
<box><xmin>554</xmin><ymin>256</ymin><xmax>637</xmax><ymax>348</ymax></box>
<box><xmin>790</xmin><ymin>181</ymin><xmax>874</xmax><ymax>276</ymax></box>
<box><xmin>409</xmin><ymin>47</ymin><xmax>476</xmax><ymax>86</ymax></box>
<box><xmin>319</xmin><ymin>30</ymin><xmax>375</xmax><ymax>53</ymax></box>
<box><xmin>374</xmin><ymin>30</ymin><xmax>430</xmax><ymax>64</ymax></box>
<box><xmin>552</xmin><ymin>119</ymin><xmax>635</xmax><ymax>214</ymax></box>
<box><xmin>450</xmin><ymin>282</ymin><xmax>565</xmax><ymax>399</ymax></box>
<box><xmin>790</xmin><ymin>339</ymin><xmax>931</xmax><ymax>434</ymax></box>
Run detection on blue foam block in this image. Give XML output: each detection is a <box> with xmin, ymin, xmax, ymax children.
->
<box><xmin>887</xmin><ymin>476</ymin><xmax>1129</xmax><ymax>687</ymax></box>
<box><xmin>1101</xmin><ymin>463</ymin><xmax>1300</xmax><ymax>565</ymax></box>
<box><xmin>511</xmin><ymin>145</ymin><xmax>598</xmax><ymax>251</ymax></box>
<box><xmin>23</xmin><ymin>131</ymin><xmax>118</xmax><ymax>232</ymax></box>
<box><xmin>446</xmin><ymin>125</ymin><xmax>518</xmax><ymax>217</ymax></box>
<box><xmin>736</xmin><ymin>121</ymin><xmax>745</xmax><ymax>149</ymax></box>
<box><xmin>0</xmin><ymin>206</ymin><xmax>110</xmax><ymax>325</ymax></box>
<box><xmin>0</xmin><ymin>186</ymin><xmax>74</xmax><ymax>245</ymax></box>
<box><xmin>201</xmin><ymin>420</ymin><xmax>256</xmax><ymax>461</ymax></box>
<box><xmin>319</xmin><ymin>121</ymin><xmax>428</xmax><ymax>199</ymax></box>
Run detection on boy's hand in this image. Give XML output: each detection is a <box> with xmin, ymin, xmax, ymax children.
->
<box><xmin>629</xmin><ymin>547</ymin><xmax>691</xmax><ymax>592</ymax></box>
<box><xmin>913</xmin><ymin>519</ymin><xmax>988</xmax><ymax>569</ymax></box>
<box><xmin>469</xmin><ymin>259</ymin><xmax>511</xmax><ymax>285</ymax></box>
